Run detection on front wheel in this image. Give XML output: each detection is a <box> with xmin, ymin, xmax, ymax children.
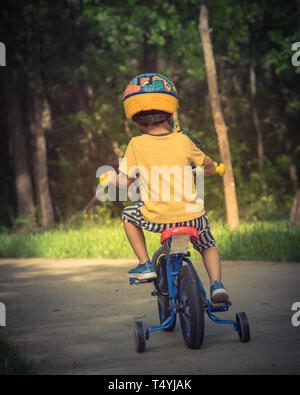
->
<box><xmin>177</xmin><ymin>265</ymin><xmax>205</xmax><ymax>349</ymax></box>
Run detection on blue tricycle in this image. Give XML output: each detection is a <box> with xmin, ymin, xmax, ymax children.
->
<box><xmin>130</xmin><ymin>225</ymin><xmax>250</xmax><ymax>352</ymax></box>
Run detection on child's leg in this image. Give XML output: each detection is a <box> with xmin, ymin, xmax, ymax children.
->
<box><xmin>122</xmin><ymin>203</ymin><xmax>156</xmax><ymax>279</ymax></box>
<box><xmin>192</xmin><ymin>214</ymin><xmax>229</xmax><ymax>302</ymax></box>
<box><xmin>201</xmin><ymin>246</ymin><xmax>229</xmax><ymax>302</ymax></box>
<box><xmin>123</xmin><ymin>221</ymin><xmax>150</xmax><ymax>264</ymax></box>
<box><xmin>200</xmin><ymin>246</ymin><xmax>221</xmax><ymax>286</ymax></box>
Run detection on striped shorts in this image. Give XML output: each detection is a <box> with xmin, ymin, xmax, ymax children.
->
<box><xmin>121</xmin><ymin>202</ymin><xmax>216</xmax><ymax>252</ymax></box>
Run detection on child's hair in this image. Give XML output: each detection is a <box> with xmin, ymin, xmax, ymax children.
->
<box><xmin>132</xmin><ymin>110</ymin><xmax>171</xmax><ymax>126</ymax></box>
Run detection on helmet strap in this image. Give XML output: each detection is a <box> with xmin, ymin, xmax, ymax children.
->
<box><xmin>168</xmin><ymin>117</ymin><xmax>181</xmax><ymax>133</ymax></box>
<box><xmin>167</xmin><ymin>118</ymin><xmax>174</xmax><ymax>128</ymax></box>
<box><xmin>138</xmin><ymin>125</ymin><xmax>145</xmax><ymax>134</ymax></box>
<box><xmin>168</xmin><ymin>116</ymin><xmax>206</xmax><ymax>148</ymax></box>
<box><xmin>180</xmin><ymin>128</ymin><xmax>206</xmax><ymax>149</ymax></box>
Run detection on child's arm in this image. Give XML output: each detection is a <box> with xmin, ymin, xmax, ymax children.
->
<box><xmin>203</xmin><ymin>155</ymin><xmax>218</xmax><ymax>176</ymax></box>
<box><xmin>185</xmin><ymin>135</ymin><xmax>218</xmax><ymax>176</ymax></box>
<box><xmin>116</xmin><ymin>172</ymin><xmax>136</xmax><ymax>188</ymax></box>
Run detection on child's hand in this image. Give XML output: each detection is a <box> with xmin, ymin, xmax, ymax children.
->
<box><xmin>99</xmin><ymin>170</ymin><xmax>115</xmax><ymax>187</ymax></box>
<box><xmin>204</xmin><ymin>161</ymin><xmax>218</xmax><ymax>176</ymax></box>
<box><xmin>99</xmin><ymin>170</ymin><xmax>136</xmax><ymax>188</ymax></box>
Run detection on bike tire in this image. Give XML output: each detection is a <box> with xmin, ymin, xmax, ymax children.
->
<box><xmin>177</xmin><ymin>265</ymin><xmax>205</xmax><ymax>349</ymax></box>
<box><xmin>133</xmin><ymin>321</ymin><xmax>146</xmax><ymax>353</ymax></box>
<box><xmin>236</xmin><ymin>312</ymin><xmax>250</xmax><ymax>343</ymax></box>
<box><xmin>152</xmin><ymin>247</ymin><xmax>176</xmax><ymax>332</ymax></box>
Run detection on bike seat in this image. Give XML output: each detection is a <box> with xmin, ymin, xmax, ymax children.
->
<box><xmin>160</xmin><ymin>226</ymin><xmax>199</xmax><ymax>244</ymax></box>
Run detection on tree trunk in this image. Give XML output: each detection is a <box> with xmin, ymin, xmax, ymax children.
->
<box><xmin>249</xmin><ymin>25</ymin><xmax>265</xmax><ymax>191</ymax></box>
<box><xmin>30</xmin><ymin>0</ymin><xmax>55</xmax><ymax>227</ymax></box>
<box><xmin>289</xmin><ymin>190</ymin><xmax>300</xmax><ymax>226</ymax></box>
<box><xmin>297</xmin><ymin>0</ymin><xmax>300</xmax><ymax>38</ymax></box>
<box><xmin>289</xmin><ymin>163</ymin><xmax>299</xmax><ymax>193</ymax></box>
<box><xmin>31</xmin><ymin>92</ymin><xmax>55</xmax><ymax>227</ymax></box>
<box><xmin>198</xmin><ymin>0</ymin><xmax>239</xmax><ymax>229</ymax></box>
<box><xmin>8</xmin><ymin>70</ymin><xmax>35</xmax><ymax>219</ymax></box>
<box><xmin>249</xmin><ymin>64</ymin><xmax>264</xmax><ymax>167</ymax></box>
<box><xmin>142</xmin><ymin>33</ymin><xmax>157</xmax><ymax>72</ymax></box>
<box><xmin>286</xmin><ymin>138</ymin><xmax>298</xmax><ymax>193</ymax></box>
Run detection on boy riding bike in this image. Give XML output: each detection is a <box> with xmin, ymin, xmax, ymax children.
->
<box><xmin>104</xmin><ymin>73</ymin><xmax>229</xmax><ymax>303</ymax></box>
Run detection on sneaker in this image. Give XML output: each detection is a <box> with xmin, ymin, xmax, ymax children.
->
<box><xmin>127</xmin><ymin>260</ymin><xmax>157</xmax><ymax>280</ymax></box>
<box><xmin>210</xmin><ymin>280</ymin><xmax>229</xmax><ymax>303</ymax></box>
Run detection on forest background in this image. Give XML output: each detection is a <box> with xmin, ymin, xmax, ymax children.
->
<box><xmin>0</xmin><ymin>0</ymin><xmax>299</xmax><ymax>261</ymax></box>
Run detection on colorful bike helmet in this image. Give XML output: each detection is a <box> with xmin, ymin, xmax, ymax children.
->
<box><xmin>123</xmin><ymin>73</ymin><xmax>179</xmax><ymax>119</ymax></box>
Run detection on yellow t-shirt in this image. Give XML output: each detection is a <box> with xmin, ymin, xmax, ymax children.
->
<box><xmin>119</xmin><ymin>131</ymin><xmax>205</xmax><ymax>223</ymax></box>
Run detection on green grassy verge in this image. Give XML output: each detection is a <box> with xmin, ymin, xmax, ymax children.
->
<box><xmin>0</xmin><ymin>335</ymin><xmax>35</xmax><ymax>375</ymax></box>
<box><xmin>0</xmin><ymin>221</ymin><xmax>299</xmax><ymax>262</ymax></box>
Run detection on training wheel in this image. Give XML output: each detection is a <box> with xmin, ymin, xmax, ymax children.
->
<box><xmin>236</xmin><ymin>312</ymin><xmax>250</xmax><ymax>343</ymax></box>
<box><xmin>133</xmin><ymin>321</ymin><xmax>146</xmax><ymax>353</ymax></box>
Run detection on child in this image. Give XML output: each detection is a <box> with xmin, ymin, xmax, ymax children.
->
<box><xmin>107</xmin><ymin>73</ymin><xmax>229</xmax><ymax>303</ymax></box>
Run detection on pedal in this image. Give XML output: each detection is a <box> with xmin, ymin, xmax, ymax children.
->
<box><xmin>211</xmin><ymin>300</ymin><xmax>232</xmax><ymax>307</ymax></box>
<box><xmin>151</xmin><ymin>290</ymin><xmax>169</xmax><ymax>296</ymax></box>
<box><xmin>129</xmin><ymin>278</ymin><xmax>153</xmax><ymax>285</ymax></box>
<box><xmin>210</xmin><ymin>301</ymin><xmax>231</xmax><ymax>312</ymax></box>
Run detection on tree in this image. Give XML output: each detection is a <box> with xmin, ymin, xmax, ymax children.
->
<box><xmin>1</xmin><ymin>0</ymin><xmax>299</xmax><ymax>227</ymax></box>
<box><xmin>198</xmin><ymin>0</ymin><xmax>239</xmax><ymax>229</ymax></box>
<box><xmin>249</xmin><ymin>23</ymin><xmax>264</xmax><ymax>175</ymax></box>
<box><xmin>8</xmin><ymin>70</ymin><xmax>35</xmax><ymax>222</ymax></box>
<box><xmin>290</xmin><ymin>190</ymin><xmax>300</xmax><ymax>225</ymax></box>
<box><xmin>29</xmin><ymin>1</ymin><xmax>55</xmax><ymax>227</ymax></box>
<box><xmin>143</xmin><ymin>33</ymin><xmax>158</xmax><ymax>72</ymax></box>
<box><xmin>297</xmin><ymin>0</ymin><xmax>300</xmax><ymax>37</ymax></box>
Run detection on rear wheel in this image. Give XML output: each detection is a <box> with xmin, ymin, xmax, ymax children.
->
<box><xmin>152</xmin><ymin>248</ymin><xmax>176</xmax><ymax>331</ymax></box>
<box><xmin>177</xmin><ymin>265</ymin><xmax>205</xmax><ymax>349</ymax></box>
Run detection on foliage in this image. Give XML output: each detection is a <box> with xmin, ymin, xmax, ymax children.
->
<box><xmin>0</xmin><ymin>335</ymin><xmax>36</xmax><ymax>375</ymax></box>
<box><xmin>0</xmin><ymin>220</ymin><xmax>299</xmax><ymax>262</ymax></box>
<box><xmin>0</xmin><ymin>0</ymin><xmax>299</xmax><ymax>227</ymax></box>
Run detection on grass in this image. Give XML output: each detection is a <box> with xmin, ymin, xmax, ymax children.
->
<box><xmin>0</xmin><ymin>334</ymin><xmax>35</xmax><ymax>375</ymax></box>
<box><xmin>0</xmin><ymin>220</ymin><xmax>299</xmax><ymax>262</ymax></box>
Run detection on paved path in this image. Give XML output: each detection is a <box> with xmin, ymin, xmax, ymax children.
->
<box><xmin>0</xmin><ymin>258</ymin><xmax>299</xmax><ymax>375</ymax></box>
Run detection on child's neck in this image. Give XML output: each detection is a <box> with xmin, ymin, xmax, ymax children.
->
<box><xmin>143</xmin><ymin>123</ymin><xmax>171</xmax><ymax>135</ymax></box>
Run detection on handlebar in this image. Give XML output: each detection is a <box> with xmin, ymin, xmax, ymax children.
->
<box><xmin>99</xmin><ymin>163</ymin><xmax>226</xmax><ymax>186</ymax></box>
<box><xmin>212</xmin><ymin>163</ymin><xmax>225</xmax><ymax>176</ymax></box>
<box><xmin>191</xmin><ymin>163</ymin><xmax>225</xmax><ymax>176</ymax></box>
<box><xmin>99</xmin><ymin>173</ymin><xmax>109</xmax><ymax>187</ymax></box>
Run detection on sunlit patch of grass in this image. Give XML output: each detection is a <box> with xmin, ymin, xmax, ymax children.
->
<box><xmin>210</xmin><ymin>221</ymin><xmax>300</xmax><ymax>262</ymax></box>
<box><xmin>0</xmin><ymin>221</ymin><xmax>299</xmax><ymax>262</ymax></box>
